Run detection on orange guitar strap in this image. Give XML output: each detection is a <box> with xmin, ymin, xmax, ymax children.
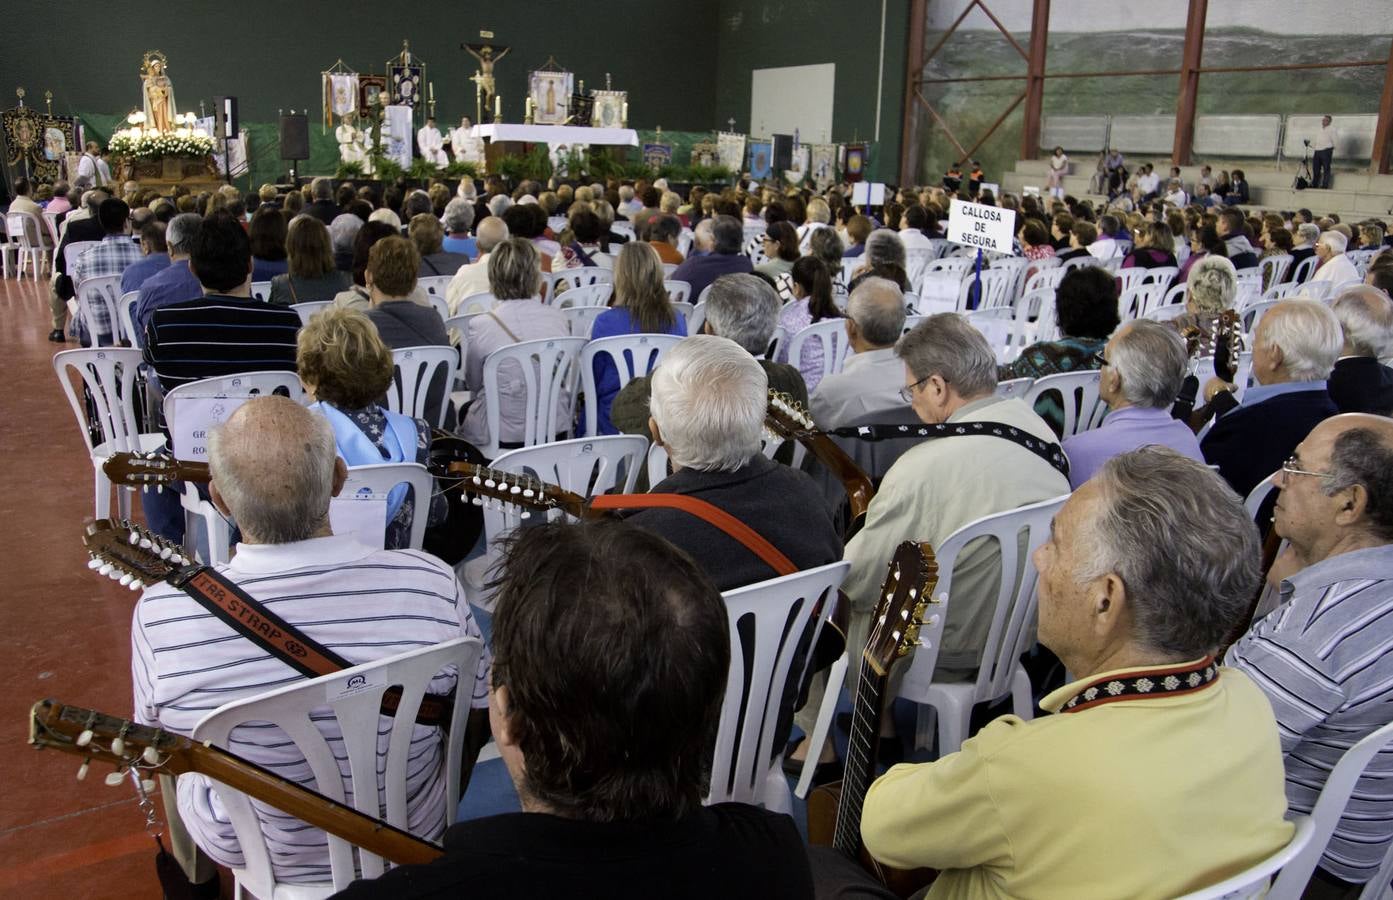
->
<box><xmin>589</xmin><ymin>493</ymin><xmax>797</xmax><ymax>577</ymax></box>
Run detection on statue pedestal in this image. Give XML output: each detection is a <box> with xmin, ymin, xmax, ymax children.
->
<box><xmin>117</xmin><ymin>155</ymin><xmax>223</xmax><ymax>192</ymax></box>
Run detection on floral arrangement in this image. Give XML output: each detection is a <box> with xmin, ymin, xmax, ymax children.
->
<box><xmin>109</xmin><ymin>112</ymin><xmax>215</xmax><ymax>160</ymax></box>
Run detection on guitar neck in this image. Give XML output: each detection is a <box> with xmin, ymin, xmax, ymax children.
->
<box><xmin>833</xmin><ymin>655</ymin><xmax>887</xmax><ymax>858</ymax></box>
<box><xmin>803</xmin><ymin>431</ymin><xmax>875</xmax><ymax>521</ymax></box>
<box><xmin>187</xmin><ymin>739</ymin><xmax>444</xmax><ymax>865</ymax></box>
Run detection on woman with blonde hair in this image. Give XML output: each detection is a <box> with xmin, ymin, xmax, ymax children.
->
<box><xmin>296</xmin><ymin>306</ymin><xmax>441</xmax><ymax>548</ymax></box>
<box><xmin>584</xmin><ymin>242</ymin><xmax>687</xmax><ymax>434</ymax></box>
<box><xmin>269</xmin><ymin>215</ymin><xmax>350</xmax><ymax>304</ymax></box>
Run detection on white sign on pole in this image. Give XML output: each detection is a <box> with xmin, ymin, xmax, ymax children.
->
<box><xmin>947</xmin><ymin>198</ymin><xmax>1016</xmax><ymax>254</ymax></box>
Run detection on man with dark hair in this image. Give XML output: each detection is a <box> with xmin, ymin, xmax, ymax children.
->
<box><xmin>49</xmin><ymin>189</ymin><xmax>109</xmax><ymax>341</ymax></box>
<box><xmin>336</xmin><ymin>518</ymin><xmax>813</xmax><ymax>899</ymax></box>
<box><xmin>69</xmin><ymin>198</ymin><xmax>142</xmax><ymax>343</ymax></box>
<box><xmin>303</xmin><ymin>176</ymin><xmax>338</xmax><ymax>224</ymax></box>
<box><xmin>630</xmin><ymin>186</ymin><xmax>663</xmax><ymax>233</ymax></box>
<box><xmin>120</xmin><ymin>220</ymin><xmax>170</xmax><ymax>293</ymax></box>
<box><xmin>1227</xmin><ymin>415</ymin><xmax>1393</xmax><ymax>894</ymax></box>
<box><xmin>670</xmin><ymin>215</ymin><xmax>753</xmax><ymax>299</ymax></box>
<box><xmin>1217</xmin><ymin>207</ymin><xmax>1259</xmax><ymax>269</ymax></box>
<box><xmin>9</xmin><ymin>176</ymin><xmax>43</xmax><ymax>221</ymax></box>
<box><xmin>647</xmin><ymin>213</ymin><xmax>684</xmax><ymax>265</ymax></box>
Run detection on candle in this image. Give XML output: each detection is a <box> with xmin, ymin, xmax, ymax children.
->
<box><xmin>621</xmin><ymin>101</ymin><xmax>628</xmax><ymax>126</ymax></box>
<box><xmin>495</xmin><ymin>94</ymin><xmax>501</xmax><ymax>119</ymax></box>
<box><xmin>429</xmin><ymin>81</ymin><xmax>434</xmax><ymax>101</ymax></box>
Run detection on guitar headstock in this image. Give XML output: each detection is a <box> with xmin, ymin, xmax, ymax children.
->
<box><xmin>765</xmin><ymin>389</ymin><xmax>817</xmax><ymax>441</ymax></box>
<box><xmin>445</xmin><ymin>462</ymin><xmax>586</xmax><ymax>519</ymax></box>
<box><xmin>83</xmin><ymin>518</ymin><xmax>191</xmax><ymax>591</ymax></box>
<box><xmin>30</xmin><ymin>699</ymin><xmax>196</xmax><ymax>787</ymax></box>
<box><xmin>102</xmin><ymin>450</ymin><xmax>205</xmax><ymax>488</ymax></box>
<box><xmin>863</xmin><ymin>541</ymin><xmax>940</xmax><ymax>677</ymax></box>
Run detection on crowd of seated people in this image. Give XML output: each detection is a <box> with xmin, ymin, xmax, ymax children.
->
<box><xmin>16</xmin><ymin>158</ymin><xmax>1393</xmax><ymax>900</ymax></box>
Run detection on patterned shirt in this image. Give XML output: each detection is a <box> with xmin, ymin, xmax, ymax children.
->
<box><xmin>999</xmin><ymin>336</ymin><xmax>1106</xmax><ymax>436</ymax></box>
<box><xmin>131</xmin><ymin>534</ymin><xmax>490</xmax><ymax>884</ymax></box>
<box><xmin>72</xmin><ymin>234</ymin><xmax>143</xmax><ymax>341</ymax></box>
<box><xmin>1225</xmin><ymin>544</ymin><xmax>1393</xmax><ymax>883</ymax></box>
<box><xmin>776</xmin><ymin>299</ymin><xmax>842</xmax><ymax>393</ymax></box>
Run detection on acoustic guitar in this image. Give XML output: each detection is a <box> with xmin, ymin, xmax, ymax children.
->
<box><xmin>764</xmin><ymin>390</ymin><xmax>875</xmax><ymax>528</ymax></box>
<box><xmin>28</xmin><ymin>698</ymin><xmax>444</xmax><ymax>866</ymax></box>
<box><xmin>806</xmin><ymin>540</ymin><xmax>940</xmax><ymax>897</ymax></box>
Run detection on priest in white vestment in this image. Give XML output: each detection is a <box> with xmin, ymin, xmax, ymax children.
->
<box><xmin>417</xmin><ymin>117</ymin><xmax>448</xmax><ymax>167</ymax></box>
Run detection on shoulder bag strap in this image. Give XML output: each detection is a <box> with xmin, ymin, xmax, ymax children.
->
<box><xmin>487</xmin><ymin>309</ymin><xmax>522</xmax><ymax>343</ymax></box>
<box><xmin>828</xmin><ymin>420</ymin><xmax>1071</xmax><ymax>478</ymax></box>
<box><xmin>168</xmin><ymin>566</ymin><xmax>452</xmax><ymax>726</ymax></box>
<box><xmin>589</xmin><ymin>492</ymin><xmax>797</xmax><ymax>577</ymax></box>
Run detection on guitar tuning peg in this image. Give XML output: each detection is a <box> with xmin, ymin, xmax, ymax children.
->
<box><xmin>76</xmin><ymin>729</ymin><xmax>93</xmax><ymax>747</ymax></box>
<box><xmin>156</xmin><ymin>484</ymin><xmax>163</xmax><ymax>494</ymax></box>
<box><xmin>522</xmin><ymin>486</ymin><xmax>535</xmax><ymax>498</ymax></box>
<box><xmin>87</xmin><ymin>558</ymin><xmax>102</xmax><ymax>570</ymax></box>
<box><xmin>519</xmin><ymin>510</ymin><xmax>531</xmax><ymax>520</ymax></box>
<box><xmin>128</xmin><ymin>530</ymin><xmax>140</xmax><ymax>545</ymax></box>
<box><xmin>510</xmin><ymin>483</ymin><xmax>522</xmax><ymax>495</ymax></box>
<box><xmin>143</xmin><ymin>746</ymin><xmax>159</xmax><ymax>764</ymax></box>
<box><xmin>111</xmin><ymin>737</ymin><xmax>125</xmax><ymax>756</ymax></box>
<box><xmin>98</xmin><ymin>563</ymin><xmax>114</xmax><ymax>577</ymax></box>
<box><xmin>142</xmin><ymin>779</ymin><xmax>156</xmax><ymax>793</ymax></box>
<box><xmin>76</xmin><ymin>759</ymin><xmax>90</xmax><ymax>781</ymax></box>
<box><xmin>139</xmin><ymin>538</ymin><xmax>153</xmax><ymax>549</ymax></box>
<box><xmin>118</xmin><ymin>573</ymin><xmax>133</xmax><ymax>586</ymax></box>
<box><xmin>104</xmin><ymin>771</ymin><xmax>125</xmax><ymax>787</ymax></box>
<box><xmin>158</xmin><ymin>547</ymin><xmax>172</xmax><ymax>560</ymax></box>
<box><xmin>471</xmin><ymin>496</ymin><xmax>483</xmax><ymax>507</ymax></box>
<box><xmin>483</xmin><ymin>477</ymin><xmax>496</xmax><ymax>489</ymax></box>
<box><xmin>129</xmin><ymin>580</ymin><xmax>143</xmax><ymax>591</ymax></box>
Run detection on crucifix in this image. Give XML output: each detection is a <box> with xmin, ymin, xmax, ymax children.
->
<box><xmin>727</xmin><ymin>117</ymin><xmax>736</xmax><ymax>132</ymax></box>
<box><xmin>462</xmin><ymin>30</ymin><xmax>510</xmax><ymax>124</ymax></box>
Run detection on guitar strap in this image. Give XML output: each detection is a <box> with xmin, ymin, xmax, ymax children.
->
<box><xmin>589</xmin><ymin>493</ymin><xmax>797</xmax><ymax>577</ymax></box>
<box><xmin>166</xmin><ymin>566</ymin><xmax>452</xmax><ymax>727</ymax></box>
<box><xmin>828</xmin><ymin>421</ymin><xmax>1071</xmax><ymax>478</ymax></box>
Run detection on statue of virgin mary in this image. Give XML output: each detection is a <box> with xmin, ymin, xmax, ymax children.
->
<box><xmin>141</xmin><ymin>51</ymin><xmax>177</xmax><ymax>133</ymax></box>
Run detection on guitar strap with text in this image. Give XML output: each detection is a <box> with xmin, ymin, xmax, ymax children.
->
<box><xmin>828</xmin><ymin>420</ymin><xmax>1070</xmax><ymax>478</ymax></box>
<box><xmin>166</xmin><ymin>566</ymin><xmax>452</xmax><ymax>727</ymax></box>
<box><xmin>589</xmin><ymin>493</ymin><xmax>797</xmax><ymax>577</ymax></box>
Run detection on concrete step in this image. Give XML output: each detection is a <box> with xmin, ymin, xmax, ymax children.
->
<box><xmin>1008</xmin><ymin>160</ymin><xmax>1393</xmax><ymax>195</ymax></box>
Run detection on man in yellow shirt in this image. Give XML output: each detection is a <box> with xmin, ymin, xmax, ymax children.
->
<box><xmin>850</xmin><ymin>447</ymin><xmax>1294</xmax><ymax>899</ymax></box>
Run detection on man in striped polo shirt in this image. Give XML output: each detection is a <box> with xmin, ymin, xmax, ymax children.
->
<box><xmin>1227</xmin><ymin>414</ymin><xmax>1393</xmax><ymax>896</ymax></box>
<box><xmin>132</xmin><ymin>396</ymin><xmax>490</xmax><ymax>890</ymax></box>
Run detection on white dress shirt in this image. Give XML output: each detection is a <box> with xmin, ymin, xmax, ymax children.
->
<box><xmin>1313</xmin><ymin>124</ymin><xmax>1337</xmax><ymax>152</ymax></box>
<box><xmin>809</xmin><ymin>347</ymin><xmax>907</xmax><ymax>429</ymax></box>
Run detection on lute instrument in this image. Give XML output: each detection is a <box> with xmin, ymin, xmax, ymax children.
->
<box><xmin>28</xmin><ymin>699</ymin><xmax>444</xmax><ymax>866</ymax></box>
<box><xmin>806</xmin><ymin>540</ymin><xmax>940</xmax><ymax>897</ymax></box>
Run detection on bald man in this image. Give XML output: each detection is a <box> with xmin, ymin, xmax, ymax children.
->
<box><xmin>131</xmin><ymin>396</ymin><xmax>491</xmax><ymax>887</ymax></box>
<box><xmin>1328</xmin><ymin>285</ymin><xmax>1393</xmax><ymax>415</ymax></box>
<box><xmin>445</xmin><ymin>215</ymin><xmax>510</xmax><ymax>312</ymax></box>
<box><xmin>1227</xmin><ymin>415</ymin><xmax>1393</xmax><ymax>893</ymax></box>
<box><xmin>809</xmin><ymin>277</ymin><xmax>909</xmax><ymax>429</ymax></box>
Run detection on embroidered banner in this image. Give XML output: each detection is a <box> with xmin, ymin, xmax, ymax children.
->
<box><xmin>717</xmin><ymin>131</ymin><xmax>746</xmax><ymax>173</ymax></box>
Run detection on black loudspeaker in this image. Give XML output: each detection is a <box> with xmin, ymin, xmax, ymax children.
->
<box><xmin>279</xmin><ymin>113</ymin><xmax>309</xmax><ymax>161</ymax></box>
<box><xmin>213</xmin><ymin>95</ymin><xmax>238</xmax><ymax>140</ymax></box>
<box><xmin>771</xmin><ymin>134</ymin><xmax>793</xmax><ymax>173</ymax></box>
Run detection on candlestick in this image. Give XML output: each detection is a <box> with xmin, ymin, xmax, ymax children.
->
<box><xmin>494</xmin><ymin>94</ymin><xmax>501</xmax><ymax>121</ymax></box>
<box><xmin>621</xmin><ymin>100</ymin><xmax>628</xmax><ymax>128</ymax></box>
<box><xmin>429</xmin><ymin>81</ymin><xmax>434</xmax><ymax>101</ymax></box>
<box><xmin>44</xmin><ymin>90</ymin><xmax>52</xmax><ymax>115</ymax></box>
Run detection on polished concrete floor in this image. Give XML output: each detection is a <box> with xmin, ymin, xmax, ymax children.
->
<box><xmin>0</xmin><ymin>274</ymin><xmax>188</xmax><ymax>899</ymax></box>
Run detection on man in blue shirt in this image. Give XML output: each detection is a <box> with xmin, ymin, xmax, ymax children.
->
<box><xmin>133</xmin><ymin>213</ymin><xmax>203</xmax><ymax>335</ymax></box>
<box><xmin>670</xmin><ymin>215</ymin><xmax>753</xmax><ymax>300</ymax></box>
<box><xmin>120</xmin><ymin>221</ymin><xmax>170</xmax><ymax>294</ymax></box>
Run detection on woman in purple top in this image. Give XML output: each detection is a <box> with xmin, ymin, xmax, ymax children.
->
<box><xmin>776</xmin><ymin>256</ymin><xmax>844</xmax><ymax>393</ymax></box>
<box><xmin>585</xmin><ymin>243</ymin><xmax>687</xmax><ymax>435</ymax></box>
<box><xmin>1121</xmin><ymin>221</ymin><xmax>1178</xmax><ymax>270</ymax></box>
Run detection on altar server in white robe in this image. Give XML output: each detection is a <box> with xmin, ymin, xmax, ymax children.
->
<box><xmin>417</xmin><ymin>116</ymin><xmax>448</xmax><ymax>167</ymax></box>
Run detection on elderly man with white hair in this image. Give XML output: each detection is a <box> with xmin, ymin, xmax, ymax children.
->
<box><xmin>809</xmin><ymin>277</ymin><xmax>908</xmax><ymax>428</ymax></box>
<box><xmin>1063</xmin><ymin>319</ymin><xmax>1204</xmax><ymax>488</ymax></box>
<box><xmin>1310</xmin><ymin>229</ymin><xmax>1360</xmax><ymax>287</ymax></box>
<box><xmin>1328</xmin><ymin>285</ymin><xmax>1393</xmax><ymax>415</ymax></box>
<box><xmin>629</xmin><ymin>333</ymin><xmax>841</xmax><ymax>591</ymax></box>
<box><xmin>1202</xmin><ymin>300</ymin><xmax>1342</xmax><ymax>499</ymax></box>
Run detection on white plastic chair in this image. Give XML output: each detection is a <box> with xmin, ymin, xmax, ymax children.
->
<box><xmin>562</xmin><ymin>306</ymin><xmax>605</xmax><ymax>337</ymax></box>
<box><xmin>1117</xmin><ymin>265</ymin><xmax>1178</xmax><ymax>295</ymax></box>
<box><xmin>417</xmin><ymin>274</ymin><xmax>453</xmax><ymax>299</ymax></box>
<box><xmin>53</xmin><ymin>348</ymin><xmax>164</xmax><ymax>520</ymax></box>
<box><xmin>1261</xmin><ymin>254</ymin><xmax>1294</xmax><ymax>288</ymax></box>
<box><xmin>388</xmin><ymin>345</ymin><xmax>458</xmax><ymax>429</ymax></box>
<box><xmin>1061</xmin><ymin>255</ymin><xmax>1103</xmax><ymax>273</ymax></box>
<box><xmin>546</xmin><ymin>267</ymin><xmax>613</xmax><ymax>297</ymax></box>
<box><xmin>75</xmin><ymin>274</ymin><xmax>125</xmax><ymax>345</ymax></box>
<box><xmin>62</xmin><ymin>239</ymin><xmax>99</xmax><ymax>275</ymax></box>
<box><xmin>688</xmin><ymin>300</ymin><xmax>708</xmax><ymax>336</ymax></box>
<box><xmin>1267</xmin><ymin>720</ymin><xmax>1393</xmax><ymax>900</ymax></box>
<box><xmin>664</xmin><ymin>279</ymin><xmax>693</xmax><ymax>304</ymax></box>
<box><xmin>995</xmin><ymin>377</ymin><xmax>1035</xmax><ymax>400</ymax></box>
<box><xmin>454</xmin><ymin>292</ymin><xmax>498</xmax><ymax>316</ymax></box>
<box><xmin>1244</xmin><ymin>472</ymin><xmax>1280</xmax><ymax>520</ymax></box>
<box><xmin>1263</xmin><ymin>281</ymin><xmax>1309</xmax><ymax>302</ymax></box>
<box><xmin>1021</xmin><ymin>266</ymin><xmax>1067</xmax><ymax>298</ymax></box>
<box><xmin>190</xmin><ymin>637</ymin><xmax>483</xmax><ymax>900</ymax></box>
<box><xmin>476</xmin><ymin>336</ymin><xmax>587</xmax><ymax>458</ymax></box>
<box><xmin>904</xmin><ymin>247</ymin><xmax>938</xmax><ymax>290</ymax></box>
<box><xmin>548</xmin><ymin>282</ymin><xmax>612</xmax><ymax>309</ymax></box>
<box><xmin>1118</xmin><ymin>282</ymin><xmax>1169</xmax><ymax>321</ymax></box>
<box><xmin>1297</xmin><ymin>279</ymin><xmax>1334</xmax><ymax>301</ymax></box>
<box><xmin>956</xmin><ymin>267</ymin><xmax>1015</xmax><ymax>312</ymax></box>
<box><xmin>708</xmin><ymin>561</ymin><xmax>851</xmax><ymax>813</ymax></box>
<box><xmin>1291</xmin><ymin>256</ymin><xmax>1319</xmax><ymax>284</ymax></box>
<box><xmin>670</xmin><ymin>300</ymin><xmax>695</xmax><ymax>326</ymax></box>
<box><xmin>1146</xmin><ymin>303</ymin><xmax>1189</xmax><ymax>323</ymax></box>
<box><xmin>965</xmin><ymin>307</ymin><xmax>1017</xmax><ymax>363</ymax></box>
<box><xmin>119</xmin><ymin>291</ymin><xmax>142</xmax><ymax>350</ymax></box>
<box><xmin>1011</xmin><ymin>287</ymin><xmax>1059</xmax><ymax>351</ymax></box>
<box><xmin>1024</xmin><ymin>371</ymin><xmax>1107</xmax><ymax>437</ymax></box>
<box><xmin>1242</xmin><ymin>299</ymin><xmax>1282</xmax><ymax>336</ymax></box>
<box><xmin>785</xmin><ymin>319</ymin><xmax>853</xmax><ymax>384</ymax></box>
<box><xmin>578</xmin><ymin>334</ymin><xmax>682</xmax><ymax>437</ymax></box>
<box><xmin>340</xmin><ymin>462</ymin><xmax>434</xmax><ymax>550</ymax></box>
<box><xmin>291</xmin><ymin>301</ymin><xmax>333</xmax><ymax>326</ymax></box>
<box><xmin>897</xmin><ymin>495</ymin><xmax>1068</xmax><ymax>755</ymax></box>
<box><xmin>249</xmin><ymin>280</ymin><xmax>271</xmax><ymax>302</ymax></box>
<box><xmin>1178</xmin><ymin>817</ymin><xmax>1317</xmax><ymax>900</ymax></box>
<box><xmin>427</xmin><ymin>293</ymin><xmax>450</xmax><ymax>323</ymax></box>
<box><xmin>661</xmin><ymin>262</ymin><xmax>679</xmax><ymax>277</ymax></box>
<box><xmin>4</xmin><ymin>211</ymin><xmax>48</xmax><ymax>279</ymax></box>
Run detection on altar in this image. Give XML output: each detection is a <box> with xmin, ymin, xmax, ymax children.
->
<box><xmin>468</xmin><ymin>123</ymin><xmax>638</xmax><ymax>148</ymax></box>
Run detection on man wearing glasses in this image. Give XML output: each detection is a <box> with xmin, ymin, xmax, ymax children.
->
<box><xmin>1226</xmin><ymin>414</ymin><xmax>1393</xmax><ymax>898</ymax></box>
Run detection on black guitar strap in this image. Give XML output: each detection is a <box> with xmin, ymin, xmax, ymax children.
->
<box><xmin>166</xmin><ymin>565</ymin><xmax>453</xmax><ymax>727</ymax></box>
<box><xmin>828</xmin><ymin>420</ymin><xmax>1071</xmax><ymax>478</ymax></box>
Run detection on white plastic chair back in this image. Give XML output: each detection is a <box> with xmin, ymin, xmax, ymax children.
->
<box><xmin>767</xmin><ymin>325</ymin><xmax>789</xmax><ymax>362</ymax></box>
<box><xmin>578</xmin><ymin>334</ymin><xmax>681</xmax><ymax>436</ymax></box>
<box><xmin>5</xmin><ymin>211</ymin><xmax>47</xmax><ymax>278</ymax></box>
<box><xmin>53</xmin><ymin>348</ymin><xmax>156</xmax><ymax>519</ymax></box>
<box><xmin>1178</xmin><ymin>817</ymin><xmax>1316</xmax><ymax>900</ymax></box>
<box><xmin>427</xmin><ymin>293</ymin><xmax>450</xmax><ymax>323</ymax></box>
<box><xmin>1299</xmin><ymin>279</ymin><xmax>1335</xmax><ymax>301</ymax></box>
<box><xmin>664</xmin><ymin>279</ymin><xmax>693</xmax><ymax>304</ymax></box>
<box><xmin>709</xmin><ymin>561</ymin><xmax>851</xmax><ymax>813</ymax></box>
<box><xmin>76</xmin><ymin>274</ymin><xmax>124</xmax><ymax>345</ymax></box>
<box><xmin>1098</xmin><ymin>257</ymin><xmax>1122</xmax><ymax>274</ymax></box>
<box><xmin>1119</xmin><ymin>282</ymin><xmax>1169</xmax><ymax>321</ymax></box>
<box><xmin>927</xmin><ymin>255</ymin><xmax>974</xmax><ymax>277</ymax></box>
<box><xmin>341</xmin><ymin>462</ymin><xmax>434</xmax><ymax>549</ymax></box>
<box><xmin>956</xmin><ymin>267</ymin><xmax>1014</xmax><ymax>312</ymax></box>
<box><xmin>904</xmin><ymin>247</ymin><xmax>937</xmax><ymax>289</ymax></box>
<box><xmin>1193</xmin><ymin>351</ymin><xmax>1254</xmax><ymax>401</ymax></box>
<box><xmin>899</xmin><ymin>495</ymin><xmax>1068</xmax><ymax>754</ymax></box>
<box><xmin>1264</xmin><ymin>281</ymin><xmax>1311</xmax><ymax>302</ymax></box>
<box><xmin>965</xmin><ymin>307</ymin><xmax>1016</xmax><ymax>363</ymax></box>
<box><xmin>646</xmin><ymin>441</ymin><xmax>671</xmax><ymax>487</ymax></box>
<box><xmin>119</xmin><ymin>291</ymin><xmax>142</xmax><ymax>350</ymax></box>
<box><xmin>670</xmin><ymin>300</ymin><xmax>695</xmax><ymax>326</ymax></box>
<box><xmin>688</xmin><ymin>300</ymin><xmax>708</xmax><ymax>335</ymax></box>
<box><xmin>1146</xmin><ymin>303</ymin><xmax>1189</xmax><ymax>323</ymax></box>
<box><xmin>388</xmin><ymin>345</ymin><xmax>458</xmax><ymax>428</ymax></box>
<box><xmin>1022</xmin><ymin>266</ymin><xmax>1066</xmax><ymax>297</ymax></box>
<box><xmin>1261</xmin><ymin>254</ymin><xmax>1294</xmax><ymax>288</ymax></box>
<box><xmin>547</xmin><ymin>267</ymin><xmax>613</xmax><ymax>296</ymax></box>
<box><xmin>1292</xmin><ymin>255</ymin><xmax>1319</xmax><ymax>284</ymax></box>
<box><xmin>1162</xmin><ymin>282</ymin><xmax>1188</xmax><ymax>308</ymax></box>
<box><xmin>164</xmin><ymin>371</ymin><xmax>307</xmax><ymax>410</ymax></box>
<box><xmin>417</xmin><ymin>275</ymin><xmax>452</xmax><ymax>298</ymax></box>
<box><xmin>661</xmin><ymin>262</ymin><xmax>679</xmax><ymax>277</ymax></box>
<box><xmin>1118</xmin><ymin>266</ymin><xmax>1176</xmax><ymax>294</ymax></box>
<box><xmin>609</xmin><ymin>222</ymin><xmax>636</xmax><ymax>241</ymax></box>
<box><xmin>291</xmin><ymin>301</ymin><xmax>333</xmax><ymax>326</ymax></box>
<box><xmin>994</xmin><ymin>377</ymin><xmax>1035</xmax><ymax>400</ymax></box>
<box><xmin>1024</xmin><ymin>370</ymin><xmax>1107</xmax><ymax>437</ymax></box>
<box><xmin>478</xmin><ymin>337</ymin><xmax>586</xmax><ymax>457</ymax></box>
<box><xmin>1061</xmin><ymin>255</ymin><xmax>1103</xmax><ymax>273</ymax></box>
<box><xmin>42</xmin><ymin>210</ymin><xmax>61</xmax><ymax>246</ymax></box>
<box><xmin>63</xmin><ymin>239</ymin><xmax>99</xmax><ymax>273</ymax></box>
<box><xmin>549</xmin><ymin>282</ymin><xmax>612</xmax><ymax>309</ymax></box>
<box><xmin>786</xmin><ymin>319</ymin><xmax>854</xmax><ymax>384</ymax></box>
<box><xmin>1012</xmin><ymin>287</ymin><xmax>1059</xmax><ymax>350</ymax></box>
<box><xmin>988</xmin><ymin>256</ymin><xmax>1029</xmax><ymax>298</ymax></box>
<box><xmin>190</xmin><ymin>637</ymin><xmax>483</xmax><ymax>899</ymax></box>
<box><xmin>561</xmin><ymin>306</ymin><xmax>604</xmax><ymax>337</ymax></box>
<box><xmin>903</xmin><ymin>314</ymin><xmax>925</xmax><ymax>334</ymax></box>
<box><xmin>1267</xmin><ymin>720</ymin><xmax>1393</xmax><ymax>899</ymax></box>
<box><xmin>249</xmin><ymin>280</ymin><xmax>271</xmax><ymax>302</ymax></box>
<box><xmin>1242</xmin><ymin>300</ymin><xmax>1282</xmax><ymax>336</ymax></box>
<box><xmin>456</xmin><ymin>292</ymin><xmax>498</xmax><ymax>315</ymax></box>
<box><xmin>547</xmin><ymin>215</ymin><xmax>568</xmax><ymax>233</ymax></box>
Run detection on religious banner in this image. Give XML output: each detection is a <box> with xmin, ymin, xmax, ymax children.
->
<box><xmin>591</xmin><ymin>91</ymin><xmax>626</xmax><ymax>130</ymax></box>
<box><xmin>843</xmin><ymin>142</ymin><xmax>867</xmax><ymax>184</ymax></box>
<box><xmin>321</xmin><ymin>64</ymin><xmax>358</xmax><ymax>131</ymax></box>
<box><xmin>529</xmin><ymin>70</ymin><xmax>573</xmax><ymax>126</ymax></box>
<box><xmin>389</xmin><ymin>63</ymin><xmax>423</xmax><ymax>108</ymax></box>
<box><xmin>784</xmin><ymin>144</ymin><xmax>810</xmax><ymax>185</ymax></box>
<box><xmin>811</xmin><ymin>143</ymin><xmax>836</xmax><ymax>190</ymax></box>
<box><xmin>748</xmin><ymin>139</ymin><xmax>772</xmax><ymax>181</ymax></box>
<box><xmin>383</xmin><ymin>104</ymin><xmax>413</xmax><ymax>168</ymax></box>
<box><xmin>34</xmin><ymin>114</ymin><xmax>77</xmax><ymax>184</ymax></box>
<box><xmin>717</xmin><ymin>132</ymin><xmax>745</xmax><ymax>174</ymax></box>
<box><xmin>358</xmin><ymin>75</ymin><xmax>387</xmax><ymax>113</ymax></box>
<box><xmin>690</xmin><ymin>141</ymin><xmax>718</xmax><ymax>169</ymax></box>
<box><xmin>642</xmin><ymin>140</ymin><xmax>672</xmax><ymax>173</ymax></box>
<box><xmin>2</xmin><ymin>104</ymin><xmax>44</xmax><ymax>180</ymax></box>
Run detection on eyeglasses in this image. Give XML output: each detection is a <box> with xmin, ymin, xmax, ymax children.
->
<box><xmin>899</xmin><ymin>375</ymin><xmax>933</xmax><ymax>402</ymax></box>
<box><xmin>1280</xmin><ymin>455</ymin><xmax>1333</xmax><ymax>480</ymax></box>
<box><xmin>1092</xmin><ymin>351</ymin><xmax>1110</xmax><ymax>367</ymax></box>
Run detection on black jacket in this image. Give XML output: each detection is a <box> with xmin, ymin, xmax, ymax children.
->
<box><xmin>1202</xmin><ymin>387</ymin><xmax>1338</xmax><ymax>500</ymax></box>
<box><xmin>1329</xmin><ymin>356</ymin><xmax>1393</xmax><ymax>416</ymax></box>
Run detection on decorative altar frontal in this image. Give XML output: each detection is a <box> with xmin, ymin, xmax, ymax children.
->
<box><xmin>469</xmin><ymin>123</ymin><xmax>638</xmax><ymax>148</ymax></box>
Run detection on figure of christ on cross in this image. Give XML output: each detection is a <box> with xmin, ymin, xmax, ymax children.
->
<box><xmin>462</xmin><ymin>39</ymin><xmax>510</xmax><ymax>124</ymax></box>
